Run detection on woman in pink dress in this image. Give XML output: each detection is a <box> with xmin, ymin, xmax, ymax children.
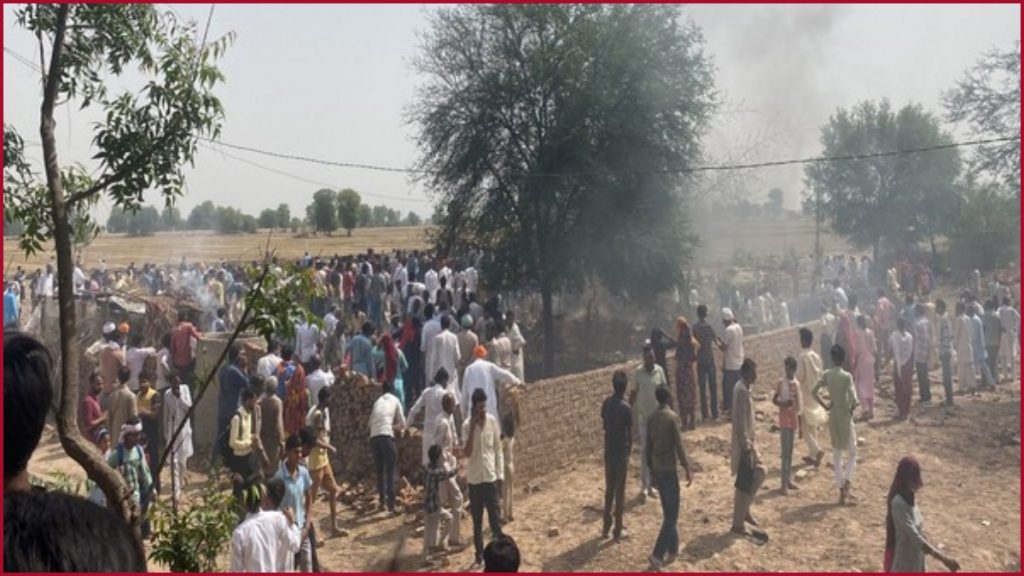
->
<box><xmin>855</xmin><ymin>315</ymin><xmax>877</xmax><ymax>421</ymax></box>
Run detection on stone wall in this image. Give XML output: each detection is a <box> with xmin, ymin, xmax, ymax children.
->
<box><xmin>192</xmin><ymin>334</ymin><xmax>267</xmax><ymax>456</ymax></box>
<box><xmin>513</xmin><ymin>322</ymin><xmax>821</xmax><ymax>485</ymax></box>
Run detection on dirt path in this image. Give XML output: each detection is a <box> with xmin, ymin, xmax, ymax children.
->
<box><xmin>29</xmin><ymin>370</ymin><xmax>1020</xmax><ymax>572</ymax></box>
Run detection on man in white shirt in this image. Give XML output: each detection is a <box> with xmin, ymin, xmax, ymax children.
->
<box><xmin>408</xmin><ymin>367</ymin><xmax>452</xmax><ymax>465</ymax></box>
<box><xmin>832</xmin><ymin>280</ymin><xmax>849</xmax><ymax>311</ymax></box>
<box><xmin>256</xmin><ymin>340</ymin><xmax>283</xmax><ymax>381</ymax></box>
<box><xmin>369</xmin><ymin>382</ymin><xmax>407</xmax><ymax>513</ymax></box>
<box><xmin>294</xmin><ymin>321</ymin><xmax>320</xmax><ymax>367</ymax></box>
<box><xmin>230</xmin><ymin>478</ymin><xmax>303</xmax><ymax>573</ymax></box>
<box><xmin>421</xmin><ymin>304</ymin><xmax>442</xmax><ymax>383</ymax></box>
<box><xmin>506</xmin><ymin>310</ymin><xmax>527</xmax><ymax>382</ymax></box>
<box><xmin>998</xmin><ymin>297</ymin><xmax>1020</xmax><ymax>382</ymax></box>
<box><xmin>323</xmin><ymin>306</ymin><xmax>340</xmax><ymax>341</ymax></box>
<box><xmin>462</xmin><ymin>388</ymin><xmax>504</xmax><ymax>566</ymax></box>
<box><xmin>125</xmin><ymin>333</ymin><xmax>156</xmax><ymax>392</ymax></box>
<box><xmin>36</xmin><ymin>264</ymin><xmax>54</xmax><ymax>300</ymax></box>
<box><xmin>427</xmin><ymin>392</ymin><xmax>464</xmax><ymax>548</ymax></box>
<box><xmin>719</xmin><ymin>308</ymin><xmax>744</xmax><ymax>416</ymax></box>
<box><xmin>72</xmin><ymin>265</ymin><xmax>87</xmax><ymax>295</ymax></box>
<box><xmin>430</xmin><ymin>315</ymin><xmax>461</xmax><ymax>409</ymax></box>
<box><xmin>304</xmin><ymin>355</ymin><xmax>334</xmax><ymax>410</ymax></box>
<box><xmin>424</xmin><ymin>267</ymin><xmax>440</xmax><ymax>305</ymax></box>
<box><xmin>462</xmin><ymin>347</ymin><xmax>521</xmax><ymax>421</ymax></box>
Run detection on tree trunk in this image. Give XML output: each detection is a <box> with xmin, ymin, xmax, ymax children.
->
<box><xmin>39</xmin><ymin>3</ymin><xmax>140</xmax><ymax>545</ymax></box>
<box><xmin>541</xmin><ymin>280</ymin><xmax>554</xmax><ymax>378</ymax></box>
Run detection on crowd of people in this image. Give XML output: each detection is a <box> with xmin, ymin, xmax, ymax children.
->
<box><xmin>3</xmin><ymin>242</ymin><xmax>1019</xmax><ymax>572</ymax></box>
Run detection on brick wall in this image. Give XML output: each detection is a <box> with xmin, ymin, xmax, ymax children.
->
<box><xmin>513</xmin><ymin>322</ymin><xmax>821</xmax><ymax>484</ymax></box>
<box><xmin>324</xmin><ymin>322</ymin><xmax>821</xmax><ymax>488</ymax></box>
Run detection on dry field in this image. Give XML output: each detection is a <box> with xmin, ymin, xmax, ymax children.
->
<box><xmin>29</xmin><ymin>366</ymin><xmax>1020</xmax><ymax>572</ymax></box>
<box><xmin>3</xmin><ymin>216</ymin><xmax>855</xmax><ymax>271</ymax></box>
<box><xmin>2</xmin><ymin>226</ymin><xmax>432</xmax><ymax>269</ymax></box>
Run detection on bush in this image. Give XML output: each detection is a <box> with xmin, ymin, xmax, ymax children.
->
<box><xmin>148</xmin><ymin>480</ymin><xmax>245</xmax><ymax>572</ymax></box>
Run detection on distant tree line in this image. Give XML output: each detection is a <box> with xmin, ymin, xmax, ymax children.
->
<box><xmin>101</xmin><ymin>190</ymin><xmax>424</xmax><ymax>237</ymax></box>
<box><xmin>305</xmin><ymin>187</ymin><xmax>423</xmax><ymax>236</ymax></box>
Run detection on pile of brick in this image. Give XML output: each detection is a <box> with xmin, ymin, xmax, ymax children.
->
<box><xmin>328</xmin><ymin>373</ymin><xmax>426</xmax><ymax>487</ymax></box>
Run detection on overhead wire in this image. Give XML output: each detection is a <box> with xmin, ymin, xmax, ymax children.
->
<box><xmin>201</xmin><ymin>135</ymin><xmax>1020</xmax><ymax>179</ymax></box>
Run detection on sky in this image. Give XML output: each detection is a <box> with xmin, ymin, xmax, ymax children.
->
<box><xmin>3</xmin><ymin>4</ymin><xmax>1020</xmax><ymax>221</ymax></box>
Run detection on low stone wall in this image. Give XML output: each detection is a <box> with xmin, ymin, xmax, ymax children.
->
<box><xmin>513</xmin><ymin>322</ymin><xmax>821</xmax><ymax>485</ymax></box>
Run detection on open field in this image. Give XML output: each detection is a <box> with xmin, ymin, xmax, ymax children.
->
<box><xmin>2</xmin><ymin>226</ymin><xmax>432</xmax><ymax>269</ymax></box>
<box><xmin>3</xmin><ymin>216</ymin><xmax>855</xmax><ymax>270</ymax></box>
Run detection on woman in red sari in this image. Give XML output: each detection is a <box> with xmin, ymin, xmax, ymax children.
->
<box><xmin>674</xmin><ymin>316</ymin><xmax>700</xmax><ymax>431</ymax></box>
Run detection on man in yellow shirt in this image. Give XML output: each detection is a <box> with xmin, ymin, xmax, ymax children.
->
<box><xmin>303</xmin><ymin>387</ymin><xmax>340</xmax><ymax>537</ymax></box>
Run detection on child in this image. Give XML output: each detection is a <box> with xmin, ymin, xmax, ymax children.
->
<box><xmin>87</xmin><ymin>429</ymin><xmax>112</xmax><ymax>506</ymax></box>
<box><xmin>812</xmin><ymin>344</ymin><xmax>860</xmax><ymax>506</ymax></box>
<box><xmin>773</xmin><ymin>357</ymin><xmax>801</xmax><ymax>494</ymax></box>
<box><xmin>423</xmin><ymin>444</ymin><xmax>457</xmax><ymax>563</ymax></box>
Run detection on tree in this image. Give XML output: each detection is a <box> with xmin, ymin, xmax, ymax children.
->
<box><xmin>161</xmin><ymin>205</ymin><xmax>182</xmax><ymax>230</ymax></box>
<box><xmin>370</xmin><ymin>204</ymin><xmax>389</xmax><ymax>227</ymax></box>
<box><xmin>412</xmin><ymin>5</ymin><xmax>714</xmax><ymax>375</ymax></box>
<box><xmin>803</xmin><ymin>100</ymin><xmax>960</xmax><ymax>274</ymax></box>
<box><xmin>306</xmin><ymin>188</ymin><xmax>338</xmax><ymax>235</ymax></box>
<box><xmin>385</xmin><ymin>208</ymin><xmax>402</xmax><ymax>227</ymax></box>
<box><xmin>106</xmin><ymin>208</ymin><xmax>130</xmax><ymax>233</ymax></box>
<box><xmin>948</xmin><ymin>171</ymin><xmax>1021</xmax><ymax>271</ymax></box>
<box><xmin>127</xmin><ymin>206</ymin><xmax>161</xmax><ymax>236</ymax></box>
<box><xmin>357</xmin><ymin>203</ymin><xmax>372</xmax><ymax>228</ymax></box>
<box><xmin>404</xmin><ymin>211</ymin><xmax>422</xmax><ymax>226</ymax></box>
<box><xmin>258</xmin><ymin>208</ymin><xmax>278</xmax><ymax>229</ymax></box>
<box><xmin>336</xmin><ymin>188</ymin><xmax>362</xmax><ymax>236</ymax></box>
<box><xmin>289</xmin><ymin>216</ymin><xmax>303</xmax><ymax>233</ymax></box>
<box><xmin>5</xmin><ymin>4</ymin><xmax>231</xmax><ymax>540</ymax></box>
<box><xmin>275</xmin><ymin>203</ymin><xmax>291</xmax><ymax>231</ymax></box>
<box><xmin>187</xmin><ymin>200</ymin><xmax>219</xmax><ymax>230</ymax></box>
<box><xmin>943</xmin><ymin>42</ymin><xmax>1020</xmax><ymax>197</ymax></box>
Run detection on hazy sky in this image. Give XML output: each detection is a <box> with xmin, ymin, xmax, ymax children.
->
<box><xmin>3</xmin><ymin>4</ymin><xmax>1019</xmax><ymax>220</ymax></box>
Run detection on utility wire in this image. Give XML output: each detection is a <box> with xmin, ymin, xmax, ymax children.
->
<box><xmin>201</xmin><ymin>135</ymin><xmax>1020</xmax><ymax>179</ymax></box>
<box><xmin>4</xmin><ymin>46</ymin><xmax>42</xmax><ymax>74</ymax></box>
<box><xmin>199</xmin><ymin>141</ymin><xmax>432</xmax><ymax>204</ymax></box>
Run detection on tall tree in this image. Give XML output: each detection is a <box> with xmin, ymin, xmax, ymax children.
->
<box><xmin>357</xmin><ymin>203</ymin><xmax>372</xmax><ymax>228</ymax></box>
<box><xmin>275</xmin><ymin>203</ymin><xmax>291</xmax><ymax>231</ymax></box>
<box><xmin>803</xmin><ymin>100</ymin><xmax>960</xmax><ymax>272</ymax></box>
<box><xmin>5</xmin><ymin>4</ymin><xmax>231</xmax><ymax>538</ymax></box>
<box><xmin>943</xmin><ymin>42</ymin><xmax>1020</xmax><ymax>197</ymax></box>
<box><xmin>370</xmin><ymin>204</ymin><xmax>389</xmax><ymax>227</ymax></box>
<box><xmin>187</xmin><ymin>200</ymin><xmax>219</xmax><ymax>230</ymax></box>
<box><xmin>404</xmin><ymin>211</ymin><xmax>422</xmax><ymax>226</ymax></box>
<box><xmin>258</xmin><ymin>208</ymin><xmax>278</xmax><ymax>229</ymax></box>
<box><xmin>127</xmin><ymin>206</ymin><xmax>161</xmax><ymax>236</ymax></box>
<box><xmin>306</xmin><ymin>188</ymin><xmax>338</xmax><ymax>235</ymax></box>
<box><xmin>412</xmin><ymin>5</ymin><xmax>714</xmax><ymax>375</ymax></box>
<box><xmin>336</xmin><ymin>188</ymin><xmax>362</xmax><ymax>236</ymax></box>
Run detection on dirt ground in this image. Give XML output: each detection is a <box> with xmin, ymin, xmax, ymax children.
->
<box><xmin>29</xmin><ymin>363</ymin><xmax>1020</xmax><ymax>573</ymax></box>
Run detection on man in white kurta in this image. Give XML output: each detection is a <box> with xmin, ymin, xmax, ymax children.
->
<box><xmin>998</xmin><ymin>298</ymin><xmax>1020</xmax><ymax>381</ymax></box>
<box><xmin>162</xmin><ymin>378</ymin><xmax>194</xmax><ymax>502</ymax></box>
<box><xmin>430</xmin><ymin>316</ymin><xmax>462</xmax><ymax>411</ymax></box>
<box><xmin>953</xmin><ymin>303</ymin><xmax>975</xmax><ymax>392</ymax></box>
<box><xmin>420</xmin><ymin>310</ymin><xmax>443</xmax><ymax>386</ymax></box>
<box><xmin>408</xmin><ymin>372</ymin><xmax>451</xmax><ymax>465</ymax></box>
<box><xmin>462</xmin><ymin>354</ymin><xmax>521</xmax><ymax>422</ymax></box>
<box><xmin>795</xmin><ymin>328</ymin><xmax>827</xmax><ymax>465</ymax></box>
<box><xmin>506</xmin><ymin>313</ymin><xmax>527</xmax><ymax>382</ymax></box>
<box><xmin>229</xmin><ymin>482</ymin><xmax>302</xmax><ymax>572</ymax></box>
<box><xmin>424</xmin><ymin>268</ymin><xmax>440</xmax><ymax>305</ymax></box>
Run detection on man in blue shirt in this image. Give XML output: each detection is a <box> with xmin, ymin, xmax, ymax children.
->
<box><xmin>215</xmin><ymin>343</ymin><xmax>249</xmax><ymax>468</ymax></box>
<box><xmin>4</xmin><ymin>283</ymin><xmax>20</xmax><ymax>330</ymax></box>
<box><xmin>346</xmin><ymin>322</ymin><xmax>376</xmax><ymax>377</ymax></box>
<box><xmin>275</xmin><ymin>435</ymin><xmax>316</xmax><ymax>572</ymax></box>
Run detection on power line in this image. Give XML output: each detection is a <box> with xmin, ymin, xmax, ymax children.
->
<box><xmin>201</xmin><ymin>135</ymin><xmax>1020</xmax><ymax>179</ymax></box>
<box><xmin>3</xmin><ymin>46</ymin><xmax>42</xmax><ymax>74</ymax></box>
<box><xmin>198</xmin><ymin>141</ymin><xmax>432</xmax><ymax>204</ymax></box>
